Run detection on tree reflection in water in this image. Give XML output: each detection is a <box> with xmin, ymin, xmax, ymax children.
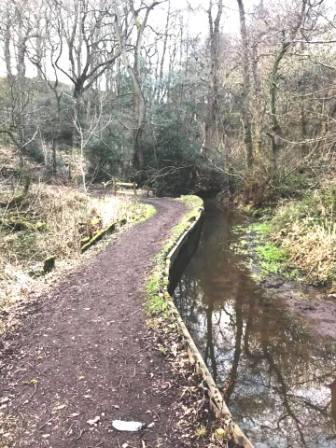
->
<box><xmin>173</xmin><ymin>204</ymin><xmax>336</xmax><ymax>448</ymax></box>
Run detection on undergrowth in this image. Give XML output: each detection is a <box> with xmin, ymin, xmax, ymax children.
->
<box><xmin>0</xmin><ymin>184</ymin><xmax>154</xmax><ymax>312</ymax></box>
<box><xmin>270</xmin><ymin>181</ymin><xmax>336</xmax><ymax>287</ymax></box>
<box><xmin>246</xmin><ymin>180</ymin><xmax>336</xmax><ymax>288</ymax></box>
<box><xmin>233</xmin><ymin>219</ymin><xmax>297</xmax><ymax>281</ymax></box>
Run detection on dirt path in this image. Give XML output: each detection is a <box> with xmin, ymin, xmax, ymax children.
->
<box><xmin>0</xmin><ymin>199</ymin><xmax>208</xmax><ymax>448</ymax></box>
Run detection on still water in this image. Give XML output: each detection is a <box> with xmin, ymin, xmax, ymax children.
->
<box><xmin>173</xmin><ymin>202</ymin><xmax>336</xmax><ymax>448</ymax></box>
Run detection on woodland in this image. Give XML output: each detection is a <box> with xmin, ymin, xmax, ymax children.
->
<box><xmin>1</xmin><ymin>2</ymin><xmax>336</xmax><ymax>446</ymax></box>
<box><xmin>0</xmin><ymin>0</ymin><xmax>334</xmax><ymax>194</ymax></box>
<box><xmin>0</xmin><ymin>0</ymin><xmax>336</xmax><ymax>285</ymax></box>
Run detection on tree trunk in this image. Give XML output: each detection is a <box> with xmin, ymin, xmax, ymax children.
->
<box><xmin>15</xmin><ymin>6</ymin><xmax>28</xmax><ymax>154</ymax></box>
<box><xmin>129</xmin><ymin>65</ymin><xmax>146</xmax><ymax>171</ymax></box>
<box><xmin>237</xmin><ymin>0</ymin><xmax>253</xmax><ymax>169</ymax></box>
<box><xmin>269</xmin><ymin>43</ymin><xmax>289</xmax><ymax>172</ymax></box>
<box><xmin>268</xmin><ymin>0</ymin><xmax>307</xmax><ymax>172</ymax></box>
<box><xmin>4</xmin><ymin>6</ymin><xmax>13</xmax><ymax>80</ymax></box>
<box><xmin>251</xmin><ymin>41</ymin><xmax>263</xmax><ymax>158</ymax></box>
<box><xmin>203</xmin><ymin>0</ymin><xmax>223</xmax><ymax>158</ymax></box>
<box><xmin>156</xmin><ymin>0</ymin><xmax>171</xmax><ymax>103</ymax></box>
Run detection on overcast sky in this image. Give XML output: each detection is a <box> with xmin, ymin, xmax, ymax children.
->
<box><xmin>0</xmin><ymin>0</ymin><xmax>265</xmax><ymax>81</ymax></box>
<box><xmin>156</xmin><ymin>0</ymin><xmax>260</xmax><ymax>37</ymax></box>
<box><xmin>3</xmin><ymin>0</ymin><xmax>334</xmax><ymax>81</ymax></box>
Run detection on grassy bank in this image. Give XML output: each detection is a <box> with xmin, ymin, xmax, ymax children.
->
<box><xmin>0</xmin><ymin>184</ymin><xmax>154</xmax><ymax>314</ymax></box>
<box><xmin>244</xmin><ymin>180</ymin><xmax>336</xmax><ymax>289</ymax></box>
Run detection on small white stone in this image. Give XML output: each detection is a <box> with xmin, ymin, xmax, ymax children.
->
<box><xmin>112</xmin><ymin>420</ymin><xmax>145</xmax><ymax>432</ymax></box>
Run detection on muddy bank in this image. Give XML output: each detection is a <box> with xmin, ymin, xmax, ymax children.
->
<box><xmin>237</xmin><ymin>215</ymin><xmax>336</xmax><ymax>341</ymax></box>
<box><xmin>261</xmin><ymin>277</ymin><xmax>336</xmax><ymax>340</ymax></box>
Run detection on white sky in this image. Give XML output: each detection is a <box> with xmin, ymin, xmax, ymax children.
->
<box><xmin>3</xmin><ymin>0</ymin><xmax>334</xmax><ymax>81</ymax></box>
<box><xmin>0</xmin><ymin>0</ymin><xmax>261</xmax><ymax>81</ymax></box>
<box><xmin>156</xmin><ymin>0</ymin><xmax>259</xmax><ymax>36</ymax></box>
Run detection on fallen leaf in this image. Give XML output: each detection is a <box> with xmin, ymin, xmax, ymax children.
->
<box><xmin>87</xmin><ymin>416</ymin><xmax>100</xmax><ymax>426</ymax></box>
<box><xmin>54</xmin><ymin>404</ymin><xmax>67</xmax><ymax>411</ymax></box>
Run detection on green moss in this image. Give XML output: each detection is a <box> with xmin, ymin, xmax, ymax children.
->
<box><xmin>145</xmin><ymin>291</ymin><xmax>169</xmax><ymax>316</ymax></box>
<box><xmin>129</xmin><ymin>203</ymin><xmax>156</xmax><ymax>223</ymax></box>
<box><xmin>234</xmin><ymin>221</ymin><xmax>271</xmax><ymax>240</ymax></box>
<box><xmin>233</xmin><ymin>216</ymin><xmax>299</xmax><ymax>280</ymax></box>
<box><xmin>250</xmin><ymin>222</ymin><xmax>271</xmax><ymax>235</ymax></box>
<box><xmin>144</xmin><ymin>195</ymin><xmax>203</xmax><ymax>318</ymax></box>
<box><xmin>144</xmin><ymin>271</ymin><xmax>168</xmax><ymax>316</ymax></box>
<box><xmin>144</xmin><ymin>247</ymin><xmax>169</xmax><ymax>318</ymax></box>
<box><xmin>256</xmin><ymin>242</ymin><xmax>288</xmax><ymax>275</ymax></box>
<box><xmin>238</xmin><ymin>183</ymin><xmax>336</xmax><ymax>285</ymax></box>
<box><xmin>177</xmin><ymin>195</ymin><xmax>203</xmax><ymax>211</ymax></box>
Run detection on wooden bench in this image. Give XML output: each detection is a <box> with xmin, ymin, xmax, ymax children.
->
<box><xmin>103</xmin><ymin>179</ymin><xmax>137</xmax><ymax>195</ymax></box>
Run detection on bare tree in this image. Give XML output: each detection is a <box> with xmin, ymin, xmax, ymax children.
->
<box><xmin>236</xmin><ymin>0</ymin><xmax>253</xmax><ymax>168</ymax></box>
<box><xmin>113</xmin><ymin>0</ymin><xmax>163</xmax><ymax>171</ymax></box>
<box><xmin>202</xmin><ymin>0</ymin><xmax>223</xmax><ymax>160</ymax></box>
<box><xmin>267</xmin><ymin>0</ymin><xmax>308</xmax><ymax>171</ymax></box>
<box><xmin>0</xmin><ymin>1</ymin><xmax>39</xmax><ymax>165</ymax></box>
<box><xmin>50</xmin><ymin>0</ymin><xmax>122</xmax><ymax>100</ymax></box>
<box><xmin>27</xmin><ymin>6</ymin><xmax>64</xmax><ymax>176</ymax></box>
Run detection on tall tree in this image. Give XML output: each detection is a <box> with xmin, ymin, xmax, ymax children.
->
<box><xmin>202</xmin><ymin>0</ymin><xmax>223</xmax><ymax>160</ymax></box>
<box><xmin>268</xmin><ymin>0</ymin><xmax>308</xmax><ymax>172</ymax></box>
<box><xmin>114</xmin><ymin>0</ymin><xmax>162</xmax><ymax>171</ymax></box>
<box><xmin>236</xmin><ymin>0</ymin><xmax>253</xmax><ymax>168</ymax></box>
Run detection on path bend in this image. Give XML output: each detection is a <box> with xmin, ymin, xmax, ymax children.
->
<box><xmin>0</xmin><ymin>198</ymin><xmax>200</xmax><ymax>448</ymax></box>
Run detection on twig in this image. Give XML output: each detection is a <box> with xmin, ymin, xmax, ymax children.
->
<box><xmin>74</xmin><ymin>428</ymin><xmax>86</xmax><ymax>441</ymax></box>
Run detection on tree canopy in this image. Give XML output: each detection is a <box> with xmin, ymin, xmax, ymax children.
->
<box><xmin>0</xmin><ymin>0</ymin><xmax>335</xmax><ymax>197</ymax></box>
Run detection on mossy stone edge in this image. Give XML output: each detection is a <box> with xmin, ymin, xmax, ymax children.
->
<box><xmin>148</xmin><ymin>196</ymin><xmax>253</xmax><ymax>448</ymax></box>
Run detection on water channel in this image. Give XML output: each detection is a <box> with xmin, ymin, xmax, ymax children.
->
<box><xmin>173</xmin><ymin>201</ymin><xmax>336</xmax><ymax>448</ymax></box>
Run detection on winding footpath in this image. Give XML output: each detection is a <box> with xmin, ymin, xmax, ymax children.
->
<box><xmin>0</xmin><ymin>199</ymin><xmax>206</xmax><ymax>448</ymax></box>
